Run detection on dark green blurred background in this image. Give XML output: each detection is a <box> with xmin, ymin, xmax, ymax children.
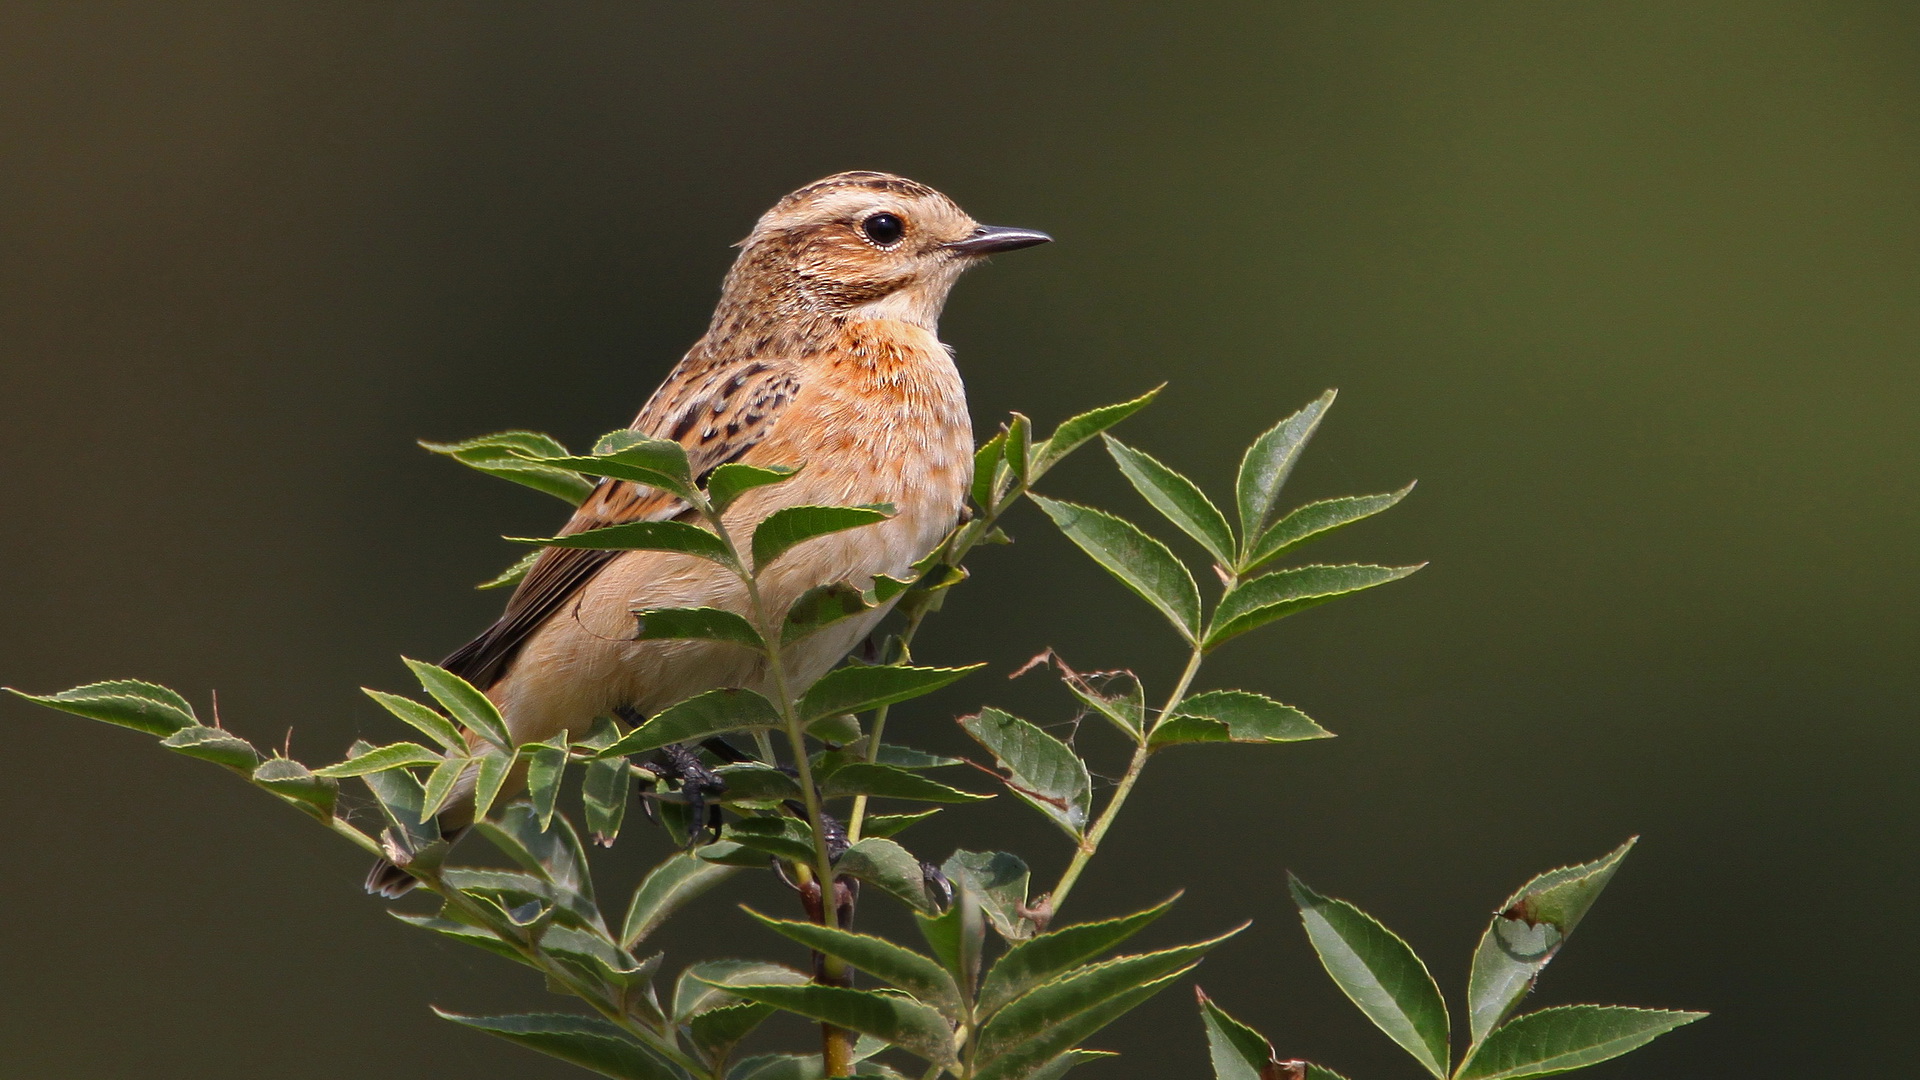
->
<box><xmin>4</xmin><ymin>2</ymin><xmax>1914</xmax><ymax>1076</ymax></box>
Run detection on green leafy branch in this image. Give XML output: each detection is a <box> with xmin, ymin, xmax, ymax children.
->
<box><xmin>957</xmin><ymin>390</ymin><xmax>1420</xmax><ymax>917</ymax></box>
<box><xmin>1196</xmin><ymin>840</ymin><xmax>1703</xmax><ymax>1080</ymax></box>
<box><xmin>9</xmin><ymin>390</ymin><xmax>1190</xmax><ymax>1080</ymax></box>
<box><xmin>7</xmin><ymin>389</ymin><xmax>1703</xmax><ymax>1080</ymax></box>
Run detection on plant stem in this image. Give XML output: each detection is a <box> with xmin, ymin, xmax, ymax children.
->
<box><xmin>847</xmin><ymin>499</ymin><xmax>1006</xmax><ymax>842</ymax></box>
<box><xmin>844</xmin><ymin>591</ymin><xmax>936</xmax><ymax>843</ymax></box>
<box><xmin>1047</xmin><ymin>646</ymin><xmax>1204</xmax><ymax>914</ymax></box>
<box><xmin>710</xmin><ymin>500</ymin><xmax>855</xmax><ymax>1076</ymax></box>
<box><xmin>754</xmin><ymin>580</ymin><xmax>857</xmax><ymax>1075</ymax></box>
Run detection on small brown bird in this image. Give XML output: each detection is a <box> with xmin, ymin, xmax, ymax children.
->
<box><xmin>368</xmin><ymin>171</ymin><xmax>1049</xmax><ymax>895</ymax></box>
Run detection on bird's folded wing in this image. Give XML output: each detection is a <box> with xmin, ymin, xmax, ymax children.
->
<box><xmin>442</xmin><ymin>356</ymin><xmax>805</xmax><ymax>690</ymax></box>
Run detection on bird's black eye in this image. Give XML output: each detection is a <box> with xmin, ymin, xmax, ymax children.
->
<box><xmin>861</xmin><ymin>212</ymin><xmax>905</xmax><ymax>247</ymax></box>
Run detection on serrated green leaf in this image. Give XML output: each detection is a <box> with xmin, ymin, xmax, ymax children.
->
<box><xmin>418</xmin><ymin>755</ymin><xmax>466</xmax><ymax>819</ymax></box>
<box><xmin>1468</xmin><ymin>839</ymin><xmax>1637</xmax><ymax>1044</ymax></box>
<box><xmin>1033</xmin><ymin>385</ymin><xmax>1162</xmax><ymax>475</ymax></box>
<box><xmin>593</xmin><ymin>433</ymin><xmax>694</xmax><ymax>484</ymax></box>
<box><xmin>1192</xmin><ymin>999</ymin><xmax>1351</xmax><ymax>1079</ymax></box>
<box><xmin>420</xmin><ymin>431</ymin><xmax>595</xmax><ymax>505</ymax></box>
<box><xmin>510</xmin><ymin>519</ymin><xmax>734</xmax><ymax>566</ymax></box>
<box><xmin>860</xmin><ymin>744</ymin><xmax>962</xmax><ymax>770</ymax></box>
<box><xmin>782</xmin><ymin>574</ymin><xmax>909</xmax><ymax>646</ymax></box>
<box><xmin>942</xmin><ymin>850</ymin><xmax>1034</xmax><ymax>942</ymax></box>
<box><xmin>362</xmin><ymin>687</ymin><xmax>466</xmax><ymax>751</ymax></box>
<box><xmin>1289</xmin><ymin>875</ymin><xmax>1448</xmax><ymax>1078</ymax></box>
<box><xmin>722</xmin><ymin>817</ymin><xmax>820</xmax><ymax>864</ymax></box>
<box><xmin>1246</xmin><ymin>486</ymin><xmax>1414</xmax><ymax>572</ymax></box>
<box><xmin>469</xmin><ymin>746</ymin><xmax>512</xmax><ymax>821</ymax></box>
<box><xmin>577</xmin><ymin>714</ymin><xmax>621</xmax><ymax>752</ymax></box>
<box><xmin>709</xmin><ymin>983</ymin><xmax>956</xmax><ymax>1066</ymax></box>
<box><xmin>813</xmin><ymin>739</ymin><xmax>929</xmax><ymax>780</ymax></box>
<box><xmin>1031</xmin><ymin>495</ymin><xmax>1201</xmax><ymax>642</ymax></box>
<box><xmin>478</xmin><ymin>549</ymin><xmax>541</xmax><ymax>591</ymax></box>
<box><xmin>692</xmin><ymin>840</ymin><xmax>767</xmax><ymax>867</ymax></box>
<box><xmin>601</xmin><ymin>689</ymin><xmax>783</xmax><ymax>758</ymax></box>
<box><xmin>707</xmin><ymin>462</ymin><xmax>800</xmax><ymax>512</ymax></box>
<box><xmin>860</xmin><ymin>809</ymin><xmax>941</xmax><ymax>838</ymax></box>
<box><xmin>782</xmin><ymin>581</ymin><xmax>876</xmax><ymax>646</ymax></box>
<box><xmin>159</xmin><ymin>725</ymin><xmax>260</xmax><ymax>770</ymax></box>
<box><xmin>821</xmin><ymin>763</ymin><xmax>991</xmax><ymax>804</ymax></box>
<box><xmin>798</xmin><ymin>664</ymin><xmax>983</xmax><ymax>725</ymax></box>
<box><xmin>454</xmin><ymin>888</ymin><xmax>552</xmax><ymax>941</ymax></box>
<box><xmin>8</xmin><ymin>680</ymin><xmax>197</xmax><ymax>736</ymax></box>
<box><xmin>623</xmin><ymin>852</ymin><xmax>743</xmax><ymax>949</ymax></box>
<box><xmin>1150</xmin><ymin>690</ymin><xmax>1332</xmax><ymax>749</ymax></box>
<box><xmin>441</xmin><ymin>867</ymin><xmax>599</xmax><ymax>930</ymax></box>
<box><xmin>528</xmin><ymin>434</ymin><xmax>695</xmax><ymax>498</ymax></box>
<box><xmin>594</xmin><ymin>428</ymin><xmax>687</xmax><ymax>462</ymax></box>
<box><xmin>689</xmin><ymin>1001</ymin><xmax>774</xmax><ymax>1065</ymax></box>
<box><xmin>582</xmin><ymin>755</ymin><xmax>630</xmax><ymax>846</ymax></box>
<box><xmin>974</xmin><ymin>967</ymin><xmax>1196</xmax><ymax>1080</ymax></box>
<box><xmin>676</xmin><ymin>959</ymin><xmax>809</xmax><ymax>1021</ymax></box>
<box><xmin>404</xmin><ymin>658</ymin><xmax>511</xmax><ymax>750</ymax></box>
<box><xmin>523</xmin><ymin>736</ymin><xmax>568</xmax><ymax>830</ymax></box>
<box><xmin>1196</xmin><ymin>988</ymin><xmax>1278</xmax><ymax>1080</ymax></box>
<box><xmin>252</xmin><ymin>757</ymin><xmax>337</xmax><ymax>816</ymax></box>
<box><xmin>836</xmin><ymin>837</ymin><xmax>937</xmax><ymax>913</ymax></box>
<box><xmin>730</xmin><ymin>1053</ymin><xmax>824</xmax><ymax>1080</ymax></box>
<box><xmin>712</xmin><ymin>762</ymin><xmax>803</xmax><ymax>803</ymax></box>
<box><xmin>979</xmin><ymin>894</ymin><xmax>1179</xmax><ymax>1017</ymax></box>
<box><xmin>315</xmin><ymin>741</ymin><xmax>443</xmax><ymax>778</ymax></box>
<box><xmin>745</xmin><ymin>909</ymin><xmax>962</xmax><ymax>1017</ymax></box>
<box><xmin>975</xmin><ymin>925</ymin><xmax>1241</xmax><ymax>1074</ymax></box>
<box><xmin>870</xmin><ymin>572</ymin><xmax>913</xmax><ymax>604</ymax></box>
<box><xmin>1027</xmin><ymin>1049</ymin><xmax>1119</xmax><ymax>1080</ymax></box>
<box><xmin>807</xmin><ymin>712</ymin><xmax>864</xmax><ymax>745</ymax></box>
<box><xmin>542</xmin><ymin>928</ymin><xmax>661</xmax><ymax>1003</ymax></box>
<box><xmin>730</xmin><ymin>1046</ymin><xmax>891</xmax><ymax>1080</ymax></box>
<box><xmin>432</xmin><ymin>1010</ymin><xmax>677</xmax><ymax>1080</ymax></box>
<box><xmin>1104</xmin><ymin>435</ymin><xmax>1236</xmax><ymax>564</ymax></box>
<box><xmin>1457</xmin><ymin>1005</ymin><xmax>1704</xmax><ymax>1080</ymax></box>
<box><xmin>1235</xmin><ymin>390</ymin><xmax>1335</xmax><ymax>545</ymax></box>
<box><xmin>1005</xmin><ymin>413</ymin><xmax>1033</xmax><ymax>483</ymax></box>
<box><xmin>972</xmin><ymin>430</ymin><xmax>1009</xmax><ymax>508</ymax></box>
<box><xmin>481</xmin><ymin>803</ymin><xmax>596</xmax><ymax>902</ymax></box>
<box><xmin>915</xmin><ymin>898</ymin><xmax>980</xmax><ymax>993</ymax></box>
<box><xmin>634</xmin><ymin>606</ymin><xmax>766</xmax><ymax>651</ymax></box>
<box><xmin>361</xmin><ymin>753</ymin><xmax>442</xmax><ymax>861</ymax></box>
<box><xmin>1205</xmin><ymin>564</ymin><xmax>1421</xmax><ymax>649</ymax></box>
<box><xmin>752</xmin><ymin>504</ymin><xmax>895</xmax><ymax>570</ymax></box>
<box><xmin>391</xmin><ymin>912</ymin><xmax>528</xmax><ymax>965</ymax></box>
<box><xmin>959</xmin><ymin>708</ymin><xmax>1092</xmax><ymax>838</ymax></box>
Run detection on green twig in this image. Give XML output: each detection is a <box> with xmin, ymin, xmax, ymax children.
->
<box><xmin>706</xmin><ymin>497</ymin><xmax>856</xmax><ymax>1077</ymax></box>
<box><xmin>1047</xmin><ymin>646</ymin><xmax>1203</xmax><ymax>914</ymax></box>
<box><xmin>848</xmin><ymin>487</ymin><xmax>1015</xmax><ymax>842</ymax></box>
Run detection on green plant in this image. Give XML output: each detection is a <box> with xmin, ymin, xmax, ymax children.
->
<box><xmin>1196</xmin><ymin>839</ymin><xmax>1703</xmax><ymax>1080</ymax></box>
<box><xmin>10</xmin><ymin>390</ymin><xmax>1699</xmax><ymax>1078</ymax></box>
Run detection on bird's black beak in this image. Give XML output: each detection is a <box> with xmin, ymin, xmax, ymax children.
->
<box><xmin>945</xmin><ymin>225</ymin><xmax>1053</xmax><ymax>256</ymax></box>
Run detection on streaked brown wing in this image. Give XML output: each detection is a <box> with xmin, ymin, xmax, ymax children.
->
<box><xmin>442</xmin><ymin>355</ymin><xmax>803</xmax><ymax>689</ymax></box>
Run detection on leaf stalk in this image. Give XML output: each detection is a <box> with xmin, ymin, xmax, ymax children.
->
<box><xmin>1047</xmin><ymin>645</ymin><xmax>1204</xmax><ymax>912</ymax></box>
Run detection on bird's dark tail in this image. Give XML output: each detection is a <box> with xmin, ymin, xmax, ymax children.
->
<box><xmin>365</xmin><ymin>857</ymin><xmax>418</xmax><ymax>898</ymax></box>
<box><xmin>365</xmin><ymin>825</ymin><xmax>469</xmax><ymax>899</ymax></box>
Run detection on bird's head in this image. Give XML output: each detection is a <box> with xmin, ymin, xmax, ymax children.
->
<box><xmin>720</xmin><ymin>171</ymin><xmax>1051</xmax><ymax>331</ymax></box>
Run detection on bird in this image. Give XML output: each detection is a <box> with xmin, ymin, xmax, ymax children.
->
<box><xmin>367</xmin><ymin>171</ymin><xmax>1051</xmax><ymax>895</ymax></box>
